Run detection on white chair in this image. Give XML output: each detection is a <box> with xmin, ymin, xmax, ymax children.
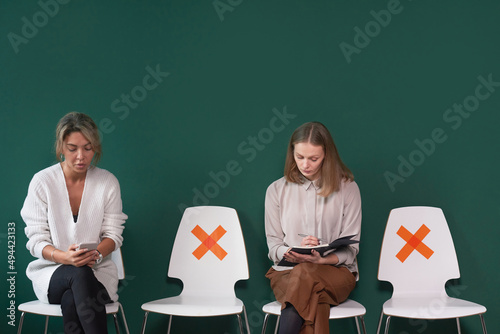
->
<box><xmin>261</xmin><ymin>299</ymin><xmax>367</xmax><ymax>334</ymax></box>
<box><xmin>376</xmin><ymin>206</ymin><xmax>487</xmax><ymax>334</ymax></box>
<box><xmin>17</xmin><ymin>248</ymin><xmax>130</xmax><ymax>334</ymax></box>
<box><xmin>140</xmin><ymin>206</ymin><xmax>251</xmax><ymax>334</ymax></box>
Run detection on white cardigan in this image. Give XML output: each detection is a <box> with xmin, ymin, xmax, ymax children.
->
<box><xmin>21</xmin><ymin>164</ymin><xmax>127</xmax><ymax>303</ymax></box>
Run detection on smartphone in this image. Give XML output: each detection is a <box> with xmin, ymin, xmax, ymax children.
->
<box><xmin>77</xmin><ymin>242</ymin><xmax>99</xmax><ymax>252</ymax></box>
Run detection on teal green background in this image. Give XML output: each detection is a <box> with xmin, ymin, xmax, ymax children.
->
<box><xmin>2</xmin><ymin>0</ymin><xmax>499</xmax><ymax>333</ymax></box>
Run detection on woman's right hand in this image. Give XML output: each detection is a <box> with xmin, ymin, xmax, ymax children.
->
<box><xmin>300</xmin><ymin>235</ymin><xmax>320</xmax><ymax>247</ymax></box>
<box><xmin>60</xmin><ymin>244</ymin><xmax>98</xmax><ymax>267</ymax></box>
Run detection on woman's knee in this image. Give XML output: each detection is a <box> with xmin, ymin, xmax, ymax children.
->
<box><xmin>67</xmin><ymin>266</ymin><xmax>97</xmax><ymax>283</ymax></box>
<box><xmin>291</xmin><ymin>263</ymin><xmax>320</xmax><ymax>278</ymax></box>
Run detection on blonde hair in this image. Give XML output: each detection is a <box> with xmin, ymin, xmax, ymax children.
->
<box><xmin>284</xmin><ymin>122</ymin><xmax>353</xmax><ymax>196</ymax></box>
<box><xmin>55</xmin><ymin>112</ymin><xmax>101</xmax><ymax>166</ymax></box>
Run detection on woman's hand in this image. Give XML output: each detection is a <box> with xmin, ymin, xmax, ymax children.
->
<box><xmin>299</xmin><ymin>235</ymin><xmax>321</xmax><ymax>247</ymax></box>
<box><xmin>60</xmin><ymin>244</ymin><xmax>98</xmax><ymax>267</ymax></box>
<box><xmin>283</xmin><ymin>244</ymin><xmax>340</xmax><ymax>266</ymax></box>
<box><xmin>284</xmin><ymin>249</ymin><xmax>324</xmax><ymax>264</ymax></box>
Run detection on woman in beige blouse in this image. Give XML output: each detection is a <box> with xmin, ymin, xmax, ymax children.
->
<box><xmin>265</xmin><ymin>122</ymin><xmax>361</xmax><ymax>334</ymax></box>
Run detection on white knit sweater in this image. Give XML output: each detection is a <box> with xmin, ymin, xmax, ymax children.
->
<box><xmin>21</xmin><ymin>164</ymin><xmax>127</xmax><ymax>303</ymax></box>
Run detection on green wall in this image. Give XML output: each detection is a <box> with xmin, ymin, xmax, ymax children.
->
<box><xmin>2</xmin><ymin>0</ymin><xmax>499</xmax><ymax>333</ymax></box>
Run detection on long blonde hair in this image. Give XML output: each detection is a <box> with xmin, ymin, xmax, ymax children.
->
<box><xmin>284</xmin><ymin>122</ymin><xmax>353</xmax><ymax>196</ymax></box>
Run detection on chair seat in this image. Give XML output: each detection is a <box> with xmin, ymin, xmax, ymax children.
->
<box><xmin>263</xmin><ymin>299</ymin><xmax>366</xmax><ymax>319</ymax></box>
<box><xmin>383</xmin><ymin>296</ymin><xmax>487</xmax><ymax>319</ymax></box>
<box><xmin>141</xmin><ymin>295</ymin><xmax>245</xmax><ymax>317</ymax></box>
<box><xmin>19</xmin><ymin>300</ymin><xmax>121</xmax><ymax>316</ymax></box>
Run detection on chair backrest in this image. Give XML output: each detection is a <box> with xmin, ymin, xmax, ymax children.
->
<box><xmin>168</xmin><ymin>206</ymin><xmax>249</xmax><ymax>298</ymax></box>
<box><xmin>378</xmin><ymin>206</ymin><xmax>460</xmax><ymax>298</ymax></box>
<box><xmin>111</xmin><ymin>248</ymin><xmax>125</xmax><ymax>280</ymax></box>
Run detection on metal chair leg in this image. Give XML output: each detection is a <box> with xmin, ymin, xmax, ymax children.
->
<box><xmin>376</xmin><ymin>310</ymin><xmax>384</xmax><ymax>334</ymax></box>
<box><xmin>44</xmin><ymin>315</ymin><xmax>49</xmax><ymax>334</ymax></box>
<box><xmin>274</xmin><ymin>315</ymin><xmax>280</xmax><ymax>334</ymax></box>
<box><xmin>456</xmin><ymin>318</ymin><xmax>461</xmax><ymax>334</ymax></box>
<box><xmin>355</xmin><ymin>316</ymin><xmax>361</xmax><ymax>334</ymax></box>
<box><xmin>140</xmin><ymin>311</ymin><xmax>149</xmax><ymax>334</ymax></box>
<box><xmin>261</xmin><ymin>313</ymin><xmax>270</xmax><ymax>334</ymax></box>
<box><xmin>242</xmin><ymin>305</ymin><xmax>251</xmax><ymax>334</ymax></box>
<box><xmin>16</xmin><ymin>312</ymin><xmax>25</xmax><ymax>334</ymax></box>
<box><xmin>119</xmin><ymin>303</ymin><xmax>130</xmax><ymax>334</ymax></box>
<box><xmin>113</xmin><ymin>314</ymin><xmax>121</xmax><ymax>334</ymax></box>
<box><xmin>479</xmin><ymin>314</ymin><xmax>488</xmax><ymax>334</ymax></box>
<box><xmin>384</xmin><ymin>316</ymin><xmax>392</xmax><ymax>334</ymax></box>
<box><xmin>359</xmin><ymin>315</ymin><xmax>367</xmax><ymax>334</ymax></box>
<box><xmin>167</xmin><ymin>314</ymin><xmax>173</xmax><ymax>334</ymax></box>
<box><xmin>237</xmin><ymin>314</ymin><xmax>244</xmax><ymax>334</ymax></box>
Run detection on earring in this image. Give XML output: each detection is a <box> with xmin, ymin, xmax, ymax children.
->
<box><xmin>60</xmin><ymin>154</ymin><xmax>64</xmax><ymax>161</ymax></box>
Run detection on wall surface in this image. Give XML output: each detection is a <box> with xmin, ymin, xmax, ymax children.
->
<box><xmin>1</xmin><ymin>1</ymin><xmax>499</xmax><ymax>333</ymax></box>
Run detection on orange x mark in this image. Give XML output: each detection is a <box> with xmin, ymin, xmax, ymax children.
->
<box><xmin>191</xmin><ymin>225</ymin><xmax>228</xmax><ymax>261</ymax></box>
<box><xmin>396</xmin><ymin>224</ymin><xmax>434</xmax><ymax>263</ymax></box>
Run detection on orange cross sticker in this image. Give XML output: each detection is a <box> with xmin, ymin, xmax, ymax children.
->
<box><xmin>396</xmin><ymin>224</ymin><xmax>434</xmax><ymax>263</ymax></box>
<box><xmin>191</xmin><ymin>225</ymin><xmax>228</xmax><ymax>261</ymax></box>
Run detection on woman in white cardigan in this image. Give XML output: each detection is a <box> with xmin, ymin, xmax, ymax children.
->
<box><xmin>21</xmin><ymin>112</ymin><xmax>127</xmax><ymax>333</ymax></box>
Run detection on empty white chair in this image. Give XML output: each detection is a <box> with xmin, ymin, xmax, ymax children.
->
<box><xmin>376</xmin><ymin>206</ymin><xmax>487</xmax><ymax>334</ymax></box>
<box><xmin>17</xmin><ymin>248</ymin><xmax>130</xmax><ymax>334</ymax></box>
<box><xmin>140</xmin><ymin>206</ymin><xmax>250</xmax><ymax>334</ymax></box>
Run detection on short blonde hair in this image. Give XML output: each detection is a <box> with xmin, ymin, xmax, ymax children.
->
<box><xmin>55</xmin><ymin>112</ymin><xmax>102</xmax><ymax>166</ymax></box>
<box><xmin>284</xmin><ymin>122</ymin><xmax>353</xmax><ymax>197</ymax></box>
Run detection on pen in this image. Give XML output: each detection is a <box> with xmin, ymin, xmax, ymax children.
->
<box><xmin>298</xmin><ymin>233</ymin><xmax>328</xmax><ymax>243</ymax></box>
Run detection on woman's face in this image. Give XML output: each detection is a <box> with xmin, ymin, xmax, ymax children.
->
<box><xmin>293</xmin><ymin>142</ymin><xmax>325</xmax><ymax>181</ymax></box>
<box><xmin>61</xmin><ymin>131</ymin><xmax>94</xmax><ymax>175</ymax></box>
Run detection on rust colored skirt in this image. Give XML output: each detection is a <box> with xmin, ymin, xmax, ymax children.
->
<box><xmin>265</xmin><ymin>263</ymin><xmax>356</xmax><ymax>334</ymax></box>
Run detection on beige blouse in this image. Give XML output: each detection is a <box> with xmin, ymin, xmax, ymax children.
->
<box><xmin>265</xmin><ymin>177</ymin><xmax>361</xmax><ymax>273</ymax></box>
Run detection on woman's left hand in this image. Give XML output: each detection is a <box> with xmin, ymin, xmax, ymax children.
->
<box><xmin>86</xmin><ymin>255</ymin><xmax>97</xmax><ymax>268</ymax></box>
<box><xmin>284</xmin><ymin>249</ymin><xmax>324</xmax><ymax>264</ymax></box>
<box><xmin>283</xmin><ymin>249</ymin><xmax>339</xmax><ymax>265</ymax></box>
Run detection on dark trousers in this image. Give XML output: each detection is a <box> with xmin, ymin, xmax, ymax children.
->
<box><xmin>48</xmin><ymin>265</ymin><xmax>111</xmax><ymax>334</ymax></box>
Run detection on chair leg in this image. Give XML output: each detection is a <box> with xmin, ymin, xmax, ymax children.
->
<box><xmin>140</xmin><ymin>311</ymin><xmax>149</xmax><ymax>334</ymax></box>
<box><xmin>274</xmin><ymin>315</ymin><xmax>280</xmax><ymax>334</ymax></box>
<box><xmin>376</xmin><ymin>310</ymin><xmax>384</xmax><ymax>334</ymax></box>
<box><xmin>359</xmin><ymin>315</ymin><xmax>367</xmax><ymax>334</ymax></box>
<box><xmin>44</xmin><ymin>315</ymin><xmax>49</xmax><ymax>334</ymax></box>
<box><xmin>261</xmin><ymin>313</ymin><xmax>270</xmax><ymax>334</ymax></box>
<box><xmin>456</xmin><ymin>318</ymin><xmax>461</xmax><ymax>334</ymax></box>
<box><xmin>479</xmin><ymin>314</ymin><xmax>488</xmax><ymax>334</ymax></box>
<box><xmin>113</xmin><ymin>314</ymin><xmax>121</xmax><ymax>334</ymax></box>
<box><xmin>242</xmin><ymin>305</ymin><xmax>251</xmax><ymax>334</ymax></box>
<box><xmin>119</xmin><ymin>303</ymin><xmax>131</xmax><ymax>334</ymax></box>
<box><xmin>16</xmin><ymin>312</ymin><xmax>25</xmax><ymax>334</ymax></box>
<box><xmin>167</xmin><ymin>314</ymin><xmax>173</xmax><ymax>334</ymax></box>
<box><xmin>384</xmin><ymin>316</ymin><xmax>392</xmax><ymax>334</ymax></box>
<box><xmin>237</xmin><ymin>314</ymin><xmax>244</xmax><ymax>334</ymax></box>
<box><xmin>354</xmin><ymin>316</ymin><xmax>361</xmax><ymax>334</ymax></box>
